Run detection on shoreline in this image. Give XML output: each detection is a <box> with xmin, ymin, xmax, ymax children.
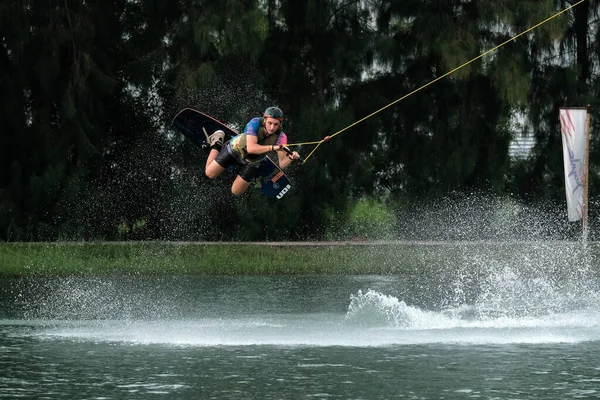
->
<box><xmin>0</xmin><ymin>241</ymin><xmax>594</xmax><ymax>277</ymax></box>
<box><xmin>4</xmin><ymin>239</ymin><xmax>593</xmax><ymax>246</ymax></box>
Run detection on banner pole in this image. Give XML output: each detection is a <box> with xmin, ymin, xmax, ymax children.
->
<box><xmin>583</xmin><ymin>105</ymin><xmax>591</xmax><ymax>245</ymax></box>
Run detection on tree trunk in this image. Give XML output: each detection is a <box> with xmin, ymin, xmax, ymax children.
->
<box><xmin>574</xmin><ymin>0</ymin><xmax>589</xmax><ymax>86</ymax></box>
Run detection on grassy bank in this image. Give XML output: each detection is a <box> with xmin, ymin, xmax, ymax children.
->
<box><xmin>0</xmin><ymin>242</ymin><xmax>436</xmax><ymax>276</ymax></box>
<box><xmin>0</xmin><ymin>241</ymin><xmax>594</xmax><ymax>276</ymax></box>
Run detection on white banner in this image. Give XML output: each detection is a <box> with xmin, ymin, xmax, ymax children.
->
<box><xmin>559</xmin><ymin>108</ymin><xmax>588</xmax><ymax>221</ymax></box>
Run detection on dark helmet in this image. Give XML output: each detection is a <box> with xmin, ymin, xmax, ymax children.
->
<box><xmin>264</xmin><ymin>106</ymin><xmax>284</xmax><ymax>121</ymax></box>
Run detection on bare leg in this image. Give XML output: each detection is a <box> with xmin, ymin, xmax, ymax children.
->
<box><xmin>231</xmin><ymin>175</ymin><xmax>252</xmax><ymax>195</ymax></box>
<box><xmin>205</xmin><ymin>149</ymin><xmax>225</xmax><ymax>179</ymax></box>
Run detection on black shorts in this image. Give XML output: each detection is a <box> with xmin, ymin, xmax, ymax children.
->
<box><xmin>214</xmin><ymin>146</ymin><xmax>259</xmax><ymax>182</ymax></box>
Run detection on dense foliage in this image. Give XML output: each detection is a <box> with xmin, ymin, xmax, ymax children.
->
<box><xmin>1</xmin><ymin>0</ymin><xmax>599</xmax><ymax>241</ymax></box>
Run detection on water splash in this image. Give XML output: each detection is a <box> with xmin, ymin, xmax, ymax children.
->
<box><xmin>346</xmin><ymin>244</ymin><xmax>600</xmax><ymax>332</ymax></box>
<box><xmin>345</xmin><ymin>289</ymin><xmax>435</xmax><ymax>328</ymax></box>
<box><xmin>345</xmin><ymin>286</ymin><xmax>600</xmax><ymax>336</ymax></box>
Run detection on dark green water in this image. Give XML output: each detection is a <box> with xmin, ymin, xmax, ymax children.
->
<box><xmin>1</xmin><ymin>271</ymin><xmax>599</xmax><ymax>399</ymax></box>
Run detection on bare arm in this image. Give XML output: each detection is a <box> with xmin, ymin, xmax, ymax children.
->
<box><xmin>277</xmin><ymin>146</ymin><xmax>300</xmax><ymax>169</ymax></box>
<box><xmin>246</xmin><ymin>135</ymin><xmax>272</xmax><ymax>155</ymax></box>
<box><xmin>246</xmin><ymin>135</ymin><xmax>300</xmax><ymax>168</ymax></box>
<box><xmin>278</xmin><ymin>150</ymin><xmax>293</xmax><ymax>169</ymax></box>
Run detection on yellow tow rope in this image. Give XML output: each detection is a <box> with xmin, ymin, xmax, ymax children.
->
<box><xmin>285</xmin><ymin>0</ymin><xmax>586</xmax><ymax>164</ymax></box>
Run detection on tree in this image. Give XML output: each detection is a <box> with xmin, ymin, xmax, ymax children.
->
<box><xmin>364</xmin><ymin>0</ymin><xmax>569</xmax><ymax>200</ymax></box>
<box><xmin>0</xmin><ymin>1</ymin><xmax>121</xmax><ymax>240</ymax></box>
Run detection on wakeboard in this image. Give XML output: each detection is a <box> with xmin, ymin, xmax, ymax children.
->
<box><xmin>171</xmin><ymin>108</ymin><xmax>292</xmax><ymax>199</ymax></box>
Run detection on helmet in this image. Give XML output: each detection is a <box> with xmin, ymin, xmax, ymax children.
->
<box><xmin>264</xmin><ymin>106</ymin><xmax>284</xmax><ymax>121</ymax></box>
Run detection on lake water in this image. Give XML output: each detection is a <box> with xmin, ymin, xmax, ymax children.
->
<box><xmin>1</xmin><ymin>249</ymin><xmax>600</xmax><ymax>399</ymax></box>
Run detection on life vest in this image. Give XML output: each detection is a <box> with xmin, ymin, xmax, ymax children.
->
<box><xmin>240</xmin><ymin>117</ymin><xmax>281</xmax><ymax>162</ymax></box>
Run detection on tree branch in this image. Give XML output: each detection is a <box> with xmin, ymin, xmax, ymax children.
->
<box><xmin>327</xmin><ymin>0</ymin><xmax>361</xmax><ymax>29</ymax></box>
